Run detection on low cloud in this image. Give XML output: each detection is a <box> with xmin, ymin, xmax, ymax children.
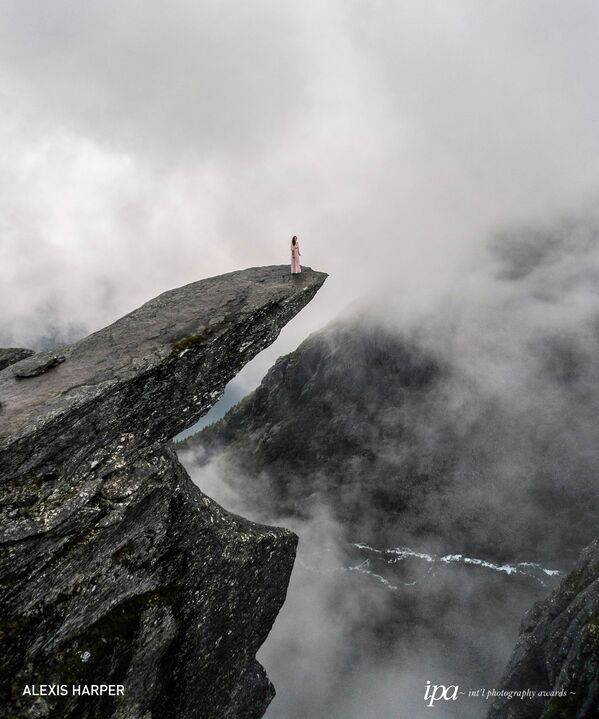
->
<box><xmin>182</xmin><ymin>449</ymin><xmax>555</xmax><ymax>719</ymax></box>
<box><xmin>3</xmin><ymin>2</ymin><xmax>599</xmax><ymax>382</ymax></box>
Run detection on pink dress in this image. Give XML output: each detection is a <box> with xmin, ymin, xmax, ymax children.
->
<box><xmin>291</xmin><ymin>241</ymin><xmax>301</xmax><ymax>274</ymax></box>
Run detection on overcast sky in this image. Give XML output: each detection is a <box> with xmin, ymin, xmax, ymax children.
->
<box><xmin>2</xmin><ymin>1</ymin><xmax>599</xmax><ymax>387</ymax></box>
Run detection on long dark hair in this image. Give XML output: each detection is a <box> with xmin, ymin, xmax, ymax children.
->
<box><xmin>292</xmin><ymin>236</ymin><xmax>297</xmax><ymax>246</ymax></box>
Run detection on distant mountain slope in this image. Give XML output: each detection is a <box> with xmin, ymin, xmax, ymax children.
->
<box><xmin>180</xmin><ymin>314</ymin><xmax>597</xmax><ymax>564</ymax></box>
<box><xmin>181</xmin><ymin>318</ymin><xmax>447</xmax><ymax>530</ymax></box>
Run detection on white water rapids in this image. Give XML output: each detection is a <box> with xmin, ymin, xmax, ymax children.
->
<box><xmin>298</xmin><ymin>541</ymin><xmax>561</xmax><ymax>592</ymax></box>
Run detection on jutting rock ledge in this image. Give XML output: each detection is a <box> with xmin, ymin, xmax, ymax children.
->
<box><xmin>0</xmin><ymin>265</ymin><xmax>327</xmax><ymax>719</ymax></box>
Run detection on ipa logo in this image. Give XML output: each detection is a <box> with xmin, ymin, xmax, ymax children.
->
<box><xmin>424</xmin><ymin>681</ymin><xmax>459</xmax><ymax>707</ymax></box>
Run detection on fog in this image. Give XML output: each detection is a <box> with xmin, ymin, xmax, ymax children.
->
<box><xmin>181</xmin><ymin>217</ymin><xmax>599</xmax><ymax>558</ymax></box>
<box><xmin>2</xmin><ymin>2</ymin><xmax>599</xmax><ymax>391</ymax></box>
<box><xmin>354</xmin><ymin>218</ymin><xmax>599</xmax><ymax>562</ymax></box>
<box><xmin>182</xmin><ymin>449</ymin><xmax>560</xmax><ymax>719</ymax></box>
<box><xmin>178</xmin><ymin>216</ymin><xmax>599</xmax><ymax>717</ymax></box>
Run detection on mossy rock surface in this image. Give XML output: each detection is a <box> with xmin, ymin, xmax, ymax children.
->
<box><xmin>172</xmin><ymin>333</ymin><xmax>208</xmax><ymax>353</ymax></box>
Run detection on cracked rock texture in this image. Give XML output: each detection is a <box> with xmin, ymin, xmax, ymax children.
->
<box><xmin>488</xmin><ymin>539</ymin><xmax>599</xmax><ymax>719</ymax></box>
<box><xmin>0</xmin><ymin>265</ymin><xmax>326</xmax><ymax>719</ymax></box>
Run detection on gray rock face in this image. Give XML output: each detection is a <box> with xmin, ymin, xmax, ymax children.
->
<box><xmin>0</xmin><ymin>347</ymin><xmax>34</xmax><ymax>372</ymax></box>
<box><xmin>0</xmin><ymin>266</ymin><xmax>326</xmax><ymax>719</ymax></box>
<box><xmin>488</xmin><ymin>539</ymin><xmax>599</xmax><ymax>719</ymax></box>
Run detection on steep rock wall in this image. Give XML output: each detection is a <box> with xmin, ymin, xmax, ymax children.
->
<box><xmin>0</xmin><ymin>266</ymin><xmax>326</xmax><ymax>719</ymax></box>
<box><xmin>488</xmin><ymin>539</ymin><xmax>599</xmax><ymax>719</ymax></box>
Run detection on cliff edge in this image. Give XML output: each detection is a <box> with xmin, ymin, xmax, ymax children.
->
<box><xmin>0</xmin><ymin>265</ymin><xmax>327</xmax><ymax>719</ymax></box>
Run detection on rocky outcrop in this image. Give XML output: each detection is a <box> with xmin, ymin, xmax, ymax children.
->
<box><xmin>0</xmin><ymin>266</ymin><xmax>326</xmax><ymax>719</ymax></box>
<box><xmin>488</xmin><ymin>539</ymin><xmax>599</xmax><ymax>719</ymax></box>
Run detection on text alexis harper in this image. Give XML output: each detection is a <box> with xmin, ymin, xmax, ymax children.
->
<box><xmin>22</xmin><ymin>685</ymin><xmax>124</xmax><ymax>696</ymax></box>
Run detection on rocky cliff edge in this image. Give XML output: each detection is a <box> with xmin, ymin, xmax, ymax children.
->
<box><xmin>0</xmin><ymin>265</ymin><xmax>326</xmax><ymax>719</ymax></box>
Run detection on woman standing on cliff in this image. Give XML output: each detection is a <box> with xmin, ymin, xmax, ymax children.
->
<box><xmin>291</xmin><ymin>236</ymin><xmax>301</xmax><ymax>274</ymax></box>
